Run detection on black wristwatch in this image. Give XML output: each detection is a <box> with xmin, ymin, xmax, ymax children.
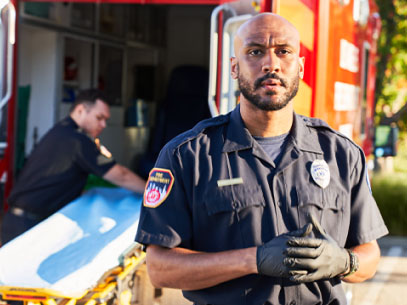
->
<box><xmin>342</xmin><ymin>249</ymin><xmax>359</xmax><ymax>278</ymax></box>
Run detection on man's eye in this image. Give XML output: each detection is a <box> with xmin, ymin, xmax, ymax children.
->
<box><xmin>277</xmin><ymin>49</ymin><xmax>291</xmax><ymax>55</ymax></box>
<box><xmin>249</xmin><ymin>49</ymin><xmax>263</xmax><ymax>56</ymax></box>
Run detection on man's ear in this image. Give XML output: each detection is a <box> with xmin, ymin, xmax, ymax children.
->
<box><xmin>75</xmin><ymin>104</ymin><xmax>85</xmax><ymax>115</ymax></box>
<box><xmin>74</xmin><ymin>104</ymin><xmax>90</xmax><ymax>120</ymax></box>
<box><xmin>231</xmin><ymin>57</ymin><xmax>238</xmax><ymax>80</ymax></box>
<box><xmin>299</xmin><ymin>56</ymin><xmax>305</xmax><ymax>79</ymax></box>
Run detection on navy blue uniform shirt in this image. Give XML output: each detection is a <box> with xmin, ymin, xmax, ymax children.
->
<box><xmin>136</xmin><ymin>105</ymin><xmax>388</xmax><ymax>305</ymax></box>
<box><xmin>8</xmin><ymin>116</ymin><xmax>116</xmax><ymax>218</ymax></box>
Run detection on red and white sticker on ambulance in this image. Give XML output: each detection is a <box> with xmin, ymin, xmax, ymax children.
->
<box><xmin>144</xmin><ymin>168</ymin><xmax>174</xmax><ymax>208</ymax></box>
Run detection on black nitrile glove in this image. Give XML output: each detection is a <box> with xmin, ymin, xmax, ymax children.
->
<box><xmin>284</xmin><ymin>214</ymin><xmax>350</xmax><ymax>283</ymax></box>
<box><xmin>257</xmin><ymin>224</ymin><xmax>313</xmax><ymax>277</ymax></box>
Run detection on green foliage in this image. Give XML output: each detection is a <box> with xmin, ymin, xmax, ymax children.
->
<box><xmin>373</xmin><ymin>1</ymin><xmax>407</xmax><ymax>236</ymax></box>
<box><xmin>375</xmin><ymin>0</ymin><xmax>407</xmax><ymax>129</ymax></box>
<box><xmin>371</xmin><ymin>173</ymin><xmax>407</xmax><ymax>236</ymax></box>
<box><xmin>393</xmin><ymin>132</ymin><xmax>407</xmax><ymax>172</ymax></box>
<box><xmin>371</xmin><ymin>132</ymin><xmax>407</xmax><ymax>236</ymax></box>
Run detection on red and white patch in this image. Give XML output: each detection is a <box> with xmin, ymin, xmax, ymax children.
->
<box><xmin>143</xmin><ymin>168</ymin><xmax>174</xmax><ymax>208</ymax></box>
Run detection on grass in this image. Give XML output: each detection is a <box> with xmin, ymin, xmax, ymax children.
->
<box><xmin>371</xmin><ymin>133</ymin><xmax>407</xmax><ymax>236</ymax></box>
<box><xmin>371</xmin><ymin>172</ymin><xmax>407</xmax><ymax>236</ymax></box>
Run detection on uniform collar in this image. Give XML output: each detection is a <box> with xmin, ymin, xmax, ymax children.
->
<box><xmin>63</xmin><ymin>116</ymin><xmax>89</xmax><ymax>136</ymax></box>
<box><xmin>223</xmin><ymin>105</ymin><xmax>323</xmax><ymax>155</ymax></box>
<box><xmin>63</xmin><ymin>116</ymin><xmax>79</xmax><ymax>129</ymax></box>
<box><xmin>222</xmin><ymin>104</ymin><xmax>254</xmax><ymax>153</ymax></box>
<box><xmin>290</xmin><ymin>114</ymin><xmax>324</xmax><ymax>155</ymax></box>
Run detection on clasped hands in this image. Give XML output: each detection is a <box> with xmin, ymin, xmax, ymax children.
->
<box><xmin>256</xmin><ymin>214</ymin><xmax>350</xmax><ymax>283</ymax></box>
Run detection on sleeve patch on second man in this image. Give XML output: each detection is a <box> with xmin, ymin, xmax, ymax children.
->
<box><xmin>144</xmin><ymin>168</ymin><xmax>174</xmax><ymax>208</ymax></box>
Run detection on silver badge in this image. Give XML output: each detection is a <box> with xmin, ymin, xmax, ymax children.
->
<box><xmin>311</xmin><ymin>159</ymin><xmax>330</xmax><ymax>189</ymax></box>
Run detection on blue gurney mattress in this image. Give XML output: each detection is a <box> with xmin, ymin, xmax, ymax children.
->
<box><xmin>0</xmin><ymin>187</ymin><xmax>142</xmax><ymax>298</ymax></box>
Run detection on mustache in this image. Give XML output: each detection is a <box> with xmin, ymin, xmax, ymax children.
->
<box><xmin>254</xmin><ymin>73</ymin><xmax>287</xmax><ymax>89</ymax></box>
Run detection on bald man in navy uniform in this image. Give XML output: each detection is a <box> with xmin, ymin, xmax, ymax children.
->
<box><xmin>135</xmin><ymin>14</ymin><xmax>388</xmax><ymax>305</ymax></box>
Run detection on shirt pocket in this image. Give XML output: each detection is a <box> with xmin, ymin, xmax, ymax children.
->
<box><xmin>203</xmin><ymin>184</ymin><xmax>266</xmax><ymax>248</ymax></box>
<box><xmin>296</xmin><ymin>187</ymin><xmax>345</xmax><ymax>243</ymax></box>
<box><xmin>205</xmin><ymin>184</ymin><xmax>265</xmax><ymax>214</ymax></box>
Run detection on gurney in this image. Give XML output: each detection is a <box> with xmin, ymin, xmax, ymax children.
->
<box><xmin>0</xmin><ymin>187</ymin><xmax>151</xmax><ymax>305</ymax></box>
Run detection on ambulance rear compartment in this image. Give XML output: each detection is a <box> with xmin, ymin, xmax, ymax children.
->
<box><xmin>18</xmin><ymin>2</ymin><xmax>215</xmax><ymax>178</ymax></box>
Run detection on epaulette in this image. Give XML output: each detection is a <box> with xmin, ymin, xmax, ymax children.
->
<box><xmin>300</xmin><ymin>115</ymin><xmax>363</xmax><ymax>152</ymax></box>
<box><xmin>164</xmin><ymin>113</ymin><xmax>230</xmax><ymax>151</ymax></box>
<box><xmin>300</xmin><ymin>115</ymin><xmax>331</xmax><ymax>129</ymax></box>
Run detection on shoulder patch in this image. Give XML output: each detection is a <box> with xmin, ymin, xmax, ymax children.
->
<box><xmin>100</xmin><ymin>145</ymin><xmax>112</xmax><ymax>158</ymax></box>
<box><xmin>144</xmin><ymin>168</ymin><xmax>174</xmax><ymax>208</ymax></box>
<box><xmin>95</xmin><ymin>138</ymin><xmax>113</xmax><ymax>158</ymax></box>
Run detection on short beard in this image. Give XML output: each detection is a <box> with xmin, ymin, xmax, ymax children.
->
<box><xmin>238</xmin><ymin>70</ymin><xmax>299</xmax><ymax>111</ymax></box>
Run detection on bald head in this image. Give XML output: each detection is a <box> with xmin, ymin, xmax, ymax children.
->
<box><xmin>230</xmin><ymin>13</ymin><xmax>305</xmax><ymax>115</ymax></box>
<box><xmin>234</xmin><ymin>13</ymin><xmax>301</xmax><ymax>57</ymax></box>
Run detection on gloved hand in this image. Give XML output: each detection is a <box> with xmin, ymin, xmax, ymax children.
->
<box><xmin>284</xmin><ymin>214</ymin><xmax>350</xmax><ymax>283</ymax></box>
<box><xmin>257</xmin><ymin>224</ymin><xmax>313</xmax><ymax>277</ymax></box>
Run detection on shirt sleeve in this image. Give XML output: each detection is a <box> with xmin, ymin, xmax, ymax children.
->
<box><xmin>345</xmin><ymin>148</ymin><xmax>389</xmax><ymax>248</ymax></box>
<box><xmin>135</xmin><ymin>144</ymin><xmax>192</xmax><ymax>249</ymax></box>
<box><xmin>75</xmin><ymin>135</ymin><xmax>116</xmax><ymax>177</ymax></box>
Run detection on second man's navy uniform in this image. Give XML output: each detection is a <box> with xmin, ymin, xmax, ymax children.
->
<box><xmin>2</xmin><ymin>117</ymin><xmax>116</xmax><ymax>244</ymax></box>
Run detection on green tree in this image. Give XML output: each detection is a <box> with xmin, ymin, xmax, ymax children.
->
<box><xmin>375</xmin><ymin>0</ymin><xmax>407</xmax><ymax>129</ymax></box>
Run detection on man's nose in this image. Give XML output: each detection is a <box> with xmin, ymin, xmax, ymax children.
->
<box><xmin>262</xmin><ymin>51</ymin><xmax>280</xmax><ymax>74</ymax></box>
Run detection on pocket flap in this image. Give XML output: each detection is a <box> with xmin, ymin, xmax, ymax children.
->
<box><xmin>296</xmin><ymin>187</ymin><xmax>342</xmax><ymax>211</ymax></box>
<box><xmin>205</xmin><ymin>184</ymin><xmax>265</xmax><ymax>215</ymax></box>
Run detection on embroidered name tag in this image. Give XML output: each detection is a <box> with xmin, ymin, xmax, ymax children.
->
<box><xmin>217</xmin><ymin>177</ymin><xmax>244</xmax><ymax>187</ymax></box>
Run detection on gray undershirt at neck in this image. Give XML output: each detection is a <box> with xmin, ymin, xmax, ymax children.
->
<box><xmin>253</xmin><ymin>133</ymin><xmax>290</xmax><ymax>165</ymax></box>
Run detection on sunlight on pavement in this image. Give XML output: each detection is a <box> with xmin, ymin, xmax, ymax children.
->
<box><xmin>349</xmin><ymin>244</ymin><xmax>407</xmax><ymax>305</ymax></box>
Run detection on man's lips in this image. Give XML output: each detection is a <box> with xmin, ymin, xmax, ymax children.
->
<box><xmin>254</xmin><ymin>73</ymin><xmax>287</xmax><ymax>89</ymax></box>
<box><xmin>262</xmin><ymin>79</ymin><xmax>282</xmax><ymax>87</ymax></box>
<box><xmin>260</xmin><ymin>79</ymin><xmax>285</xmax><ymax>91</ymax></box>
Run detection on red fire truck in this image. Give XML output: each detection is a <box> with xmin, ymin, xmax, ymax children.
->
<box><xmin>0</xmin><ymin>0</ymin><xmax>380</xmax><ymax>207</ymax></box>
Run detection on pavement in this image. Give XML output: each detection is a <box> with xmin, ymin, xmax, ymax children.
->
<box><xmin>346</xmin><ymin>236</ymin><xmax>407</xmax><ymax>305</ymax></box>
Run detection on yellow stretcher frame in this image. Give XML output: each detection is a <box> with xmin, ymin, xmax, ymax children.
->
<box><xmin>0</xmin><ymin>244</ymin><xmax>146</xmax><ymax>305</ymax></box>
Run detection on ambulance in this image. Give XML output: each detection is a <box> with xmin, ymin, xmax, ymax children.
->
<box><xmin>0</xmin><ymin>0</ymin><xmax>380</xmax><ymax>203</ymax></box>
<box><xmin>0</xmin><ymin>0</ymin><xmax>380</xmax><ymax>303</ymax></box>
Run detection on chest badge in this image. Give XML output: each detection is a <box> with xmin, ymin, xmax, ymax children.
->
<box><xmin>310</xmin><ymin>159</ymin><xmax>330</xmax><ymax>189</ymax></box>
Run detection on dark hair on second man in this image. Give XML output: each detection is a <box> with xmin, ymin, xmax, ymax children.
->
<box><xmin>70</xmin><ymin>89</ymin><xmax>109</xmax><ymax>113</ymax></box>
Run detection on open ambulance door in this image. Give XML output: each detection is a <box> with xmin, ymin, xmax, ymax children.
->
<box><xmin>0</xmin><ymin>0</ymin><xmax>16</xmax><ymax>209</ymax></box>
